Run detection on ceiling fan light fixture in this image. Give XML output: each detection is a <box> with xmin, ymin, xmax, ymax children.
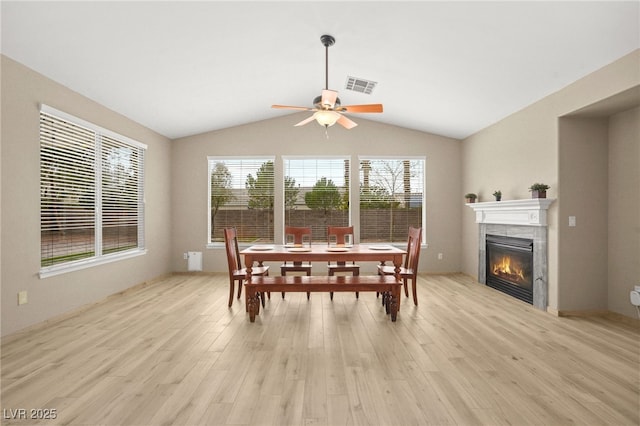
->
<box><xmin>313</xmin><ymin>95</ymin><xmax>341</xmax><ymax>109</ymax></box>
<box><xmin>313</xmin><ymin>110</ymin><xmax>340</xmax><ymax>127</ymax></box>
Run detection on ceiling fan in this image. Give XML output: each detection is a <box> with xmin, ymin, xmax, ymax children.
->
<box><xmin>271</xmin><ymin>34</ymin><xmax>383</xmax><ymax>130</ymax></box>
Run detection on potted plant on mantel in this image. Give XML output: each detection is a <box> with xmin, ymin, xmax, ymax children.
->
<box><xmin>464</xmin><ymin>193</ymin><xmax>477</xmax><ymax>203</ymax></box>
<box><xmin>529</xmin><ymin>183</ymin><xmax>550</xmax><ymax>199</ymax></box>
<box><xmin>492</xmin><ymin>190</ymin><xmax>502</xmax><ymax>201</ymax></box>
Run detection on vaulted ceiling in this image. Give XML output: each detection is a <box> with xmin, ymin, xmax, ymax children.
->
<box><xmin>2</xmin><ymin>1</ymin><xmax>638</xmax><ymax>140</ymax></box>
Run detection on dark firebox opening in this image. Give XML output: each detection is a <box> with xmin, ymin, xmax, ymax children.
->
<box><xmin>486</xmin><ymin>234</ymin><xmax>534</xmax><ymax>304</ymax></box>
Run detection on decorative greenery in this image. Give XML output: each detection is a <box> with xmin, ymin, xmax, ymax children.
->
<box><xmin>529</xmin><ymin>183</ymin><xmax>550</xmax><ymax>191</ymax></box>
<box><xmin>464</xmin><ymin>193</ymin><xmax>477</xmax><ymax>200</ymax></box>
<box><xmin>492</xmin><ymin>190</ymin><xmax>502</xmax><ymax>197</ymax></box>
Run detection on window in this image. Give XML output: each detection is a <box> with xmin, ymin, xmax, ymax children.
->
<box><xmin>359</xmin><ymin>157</ymin><xmax>425</xmax><ymax>243</ymax></box>
<box><xmin>208</xmin><ymin>157</ymin><xmax>275</xmax><ymax>244</ymax></box>
<box><xmin>40</xmin><ymin>105</ymin><xmax>146</xmax><ymax>276</ymax></box>
<box><xmin>283</xmin><ymin>157</ymin><xmax>350</xmax><ymax>242</ymax></box>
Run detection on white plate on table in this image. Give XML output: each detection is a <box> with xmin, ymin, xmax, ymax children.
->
<box><xmin>369</xmin><ymin>245</ymin><xmax>393</xmax><ymax>250</ymax></box>
<box><xmin>326</xmin><ymin>247</ymin><xmax>350</xmax><ymax>252</ymax></box>
<box><xmin>250</xmin><ymin>245</ymin><xmax>273</xmax><ymax>251</ymax></box>
<box><xmin>287</xmin><ymin>247</ymin><xmax>311</xmax><ymax>252</ymax></box>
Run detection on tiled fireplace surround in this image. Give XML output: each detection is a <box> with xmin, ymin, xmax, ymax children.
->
<box><xmin>467</xmin><ymin>199</ymin><xmax>556</xmax><ymax>310</ymax></box>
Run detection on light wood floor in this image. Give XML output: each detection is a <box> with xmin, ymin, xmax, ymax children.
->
<box><xmin>2</xmin><ymin>273</ymin><xmax>638</xmax><ymax>425</ymax></box>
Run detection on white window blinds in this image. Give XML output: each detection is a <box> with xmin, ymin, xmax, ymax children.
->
<box><xmin>40</xmin><ymin>106</ymin><xmax>146</xmax><ymax>270</ymax></box>
<box><xmin>40</xmin><ymin>113</ymin><xmax>96</xmax><ymax>264</ymax></box>
<box><xmin>359</xmin><ymin>158</ymin><xmax>425</xmax><ymax>243</ymax></box>
<box><xmin>101</xmin><ymin>135</ymin><xmax>145</xmax><ymax>254</ymax></box>
<box><xmin>208</xmin><ymin>157</ymin><xmax>275</xmax><ymax>244</ymax></box>
<box><xmin>283</xmin><ymin>157</ymin><xmax>350</xmax><ymax>241</ymax></box>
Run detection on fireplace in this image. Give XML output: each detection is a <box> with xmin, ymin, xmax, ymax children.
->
<box><xmin>486</xmin><ymin>235</ymin><xmax>533</xmax><ymax>304</ymax></box>
<box><xmin>467</xmin><ymin>198</ymin><xmax>555</xmax><ymax>311</ymax></box>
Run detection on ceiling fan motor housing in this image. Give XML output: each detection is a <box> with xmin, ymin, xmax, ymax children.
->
<box><xmin>313</xmin><ymin>95</ymin><xmax>341</xmax><ymax>109</ymax></box>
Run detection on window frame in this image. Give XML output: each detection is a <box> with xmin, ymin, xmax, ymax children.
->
<box><xmin>207</xmin><ymin>156</ymin><xmax>276</xmax><ymax>247</ymax></box>
<box><xmin>357</xmin><ymin>155</ymin><xmax>426</xmax><ymax>245</ymax></box>
<box><xmin>39</xmin><ymin>105</ymin><xmax>147</xmax><ymax>278</ymax></box>
<box><xmin>282</xmin><ymin>155</ymin><xmax>352</xmax><ymax>242</ymax></box>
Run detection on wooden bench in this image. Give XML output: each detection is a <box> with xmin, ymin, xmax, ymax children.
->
<box><xmin>244</xmin><ymin>275</ymin><xmax>403</xmax><ymax>322</ymax></box>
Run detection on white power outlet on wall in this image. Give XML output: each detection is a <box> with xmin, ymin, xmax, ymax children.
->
<box><xmin>18</xmin><ymin>290</ymin><xmax>28</xmax><ymax>305</ymax></box>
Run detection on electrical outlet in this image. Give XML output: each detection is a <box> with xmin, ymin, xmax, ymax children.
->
<box><xmin>437</xmin><ymin>253</ymin><xmax>443</xmax><ymax>260</ymax></box>
<box><xmin>183</xmin><ymin>252</ymin><xmax>188</xmax><ymax>260</ymax></box>
<box><xmin>18</xmin><ymin>291</ymin><xmax>28</xmax><ymax>305</ymax></box>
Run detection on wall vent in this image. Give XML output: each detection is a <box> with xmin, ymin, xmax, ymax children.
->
<box><xmin>345</xmin><ymin>76</ymin><xmax>377</xmax><ymax>94</ymax></box>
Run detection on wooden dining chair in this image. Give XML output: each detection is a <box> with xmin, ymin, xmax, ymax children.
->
<box><xmin>327</xmin><ymin>225</ymin><xmax>360</xmax><ymax>300</ymax></box>
<box><xmin>223</xmin><ymin>227</ymin><xmax>269</xmax><ymax>309</ymax></box>
<box><xmin>280</xmin><ymin>226</ymin><xmax>313</xmax><ymax>299</ymax></box>
<box><xmin>378</xmin><ymin>226</ymin><xmax>422</xmax><ymax>306</ymax></box>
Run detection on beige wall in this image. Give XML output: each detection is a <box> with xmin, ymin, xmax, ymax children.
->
<box><xmin>608</xmin><ymin>107</ymin><xmax>640</xmax><ymax>317</ymax></box>
<box><xmin>556</xmin><ymin>107</ymin><xmax>639</xmax><ymax>316</ymax></box>
<box><xmin>171</xmin><ymin>115</ymin><xmax>462</xmax><ymax>275</ymax></box>
<box><xmin>558</xmin><ymin>117</ymin><xmax>609</xmax><ymax>312</ymax></box>
<box><xmin>1</xmin><ymin>56</ymin><xmax>173</xmax><ymax>337</ymax></box>
<box><xmin>461</xmin><ymin>50</ymin><xmax>640</xmax><ymax>315</ymax></box>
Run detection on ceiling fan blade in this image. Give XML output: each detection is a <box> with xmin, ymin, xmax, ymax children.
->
<box><xmin>294</xmin><ymin>115</ymin><xmax>317</xmax><ymax>127</ymax></box>
<box><xmin>321</xmin><ymin>89</ymin><xmax>338</xmax><ymax>108</ymax></box>
<box><xmin>337</xmin><ymin>114</ymin><xmax>358</xmax><ymax>129</ymax></box>
<box><xmin>272</xmin><ymin>104</ymin><xmax>315</xmax><ymax>111</ymax></box>
<box><xmin>337</xmin><ymin>104</ymin><xmax>383</xmax><ymax>113</ymax></box>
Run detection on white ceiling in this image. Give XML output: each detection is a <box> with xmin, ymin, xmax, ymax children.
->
<box><xmin>2</xmin><ymin>1</ymin><xmax>638</xmax><ymax>140</ymax></box>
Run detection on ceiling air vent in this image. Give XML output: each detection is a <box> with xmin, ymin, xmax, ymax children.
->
<box><xmin>345</xmin><ymin>76</ymin><xmax>377</xmax><ymax>94</ymax></box>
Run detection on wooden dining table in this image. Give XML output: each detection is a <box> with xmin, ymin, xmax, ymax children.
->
<box><xmin>241</xmin><ymin>244</ymin><xmax>406</xmax><ymax>277</ymax></box>
<box><xmin>240</xmin><ymin>244</ymin><xmax>407</xmax><ymax>321</ymax></box>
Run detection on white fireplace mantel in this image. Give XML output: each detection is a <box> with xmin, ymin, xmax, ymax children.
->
<box><xmin>466</xmin><ymin>198</ymin><xmax>556</xmax><ymax>226</ymax></box>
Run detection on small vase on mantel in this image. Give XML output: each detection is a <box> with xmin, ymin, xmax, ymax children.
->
<box><xmin>493</xmin><ymin>190</ymin><xmax>502</xmax><ymax>201</ymax></box>
<box><xmin>529</xmin><ymin>183</ymin><xmax>550</xmax><ymax>199</ymax></box>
